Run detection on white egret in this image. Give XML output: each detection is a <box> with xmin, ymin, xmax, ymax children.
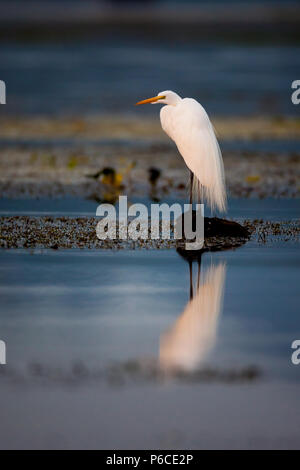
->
<box><xmin>136</xmin><ymin>91</ymin><xmax>227</xmax><ymax>212</ymax></box>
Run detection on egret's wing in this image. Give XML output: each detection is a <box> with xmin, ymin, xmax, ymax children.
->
<box><xmin>160</xmin><ymin>98</ymin><xmax>226</xmax><ymax>212</ymax></box>
<box><xmin>159</xmin><ymin>262</ymin><xmax>226</xmax><ymax>372</ymax></box>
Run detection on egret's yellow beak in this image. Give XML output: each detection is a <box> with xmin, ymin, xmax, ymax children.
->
<box><xmin>135</xmin><ymin>95</ymin><xmax>165</xmax><ymax>105</ymax></box>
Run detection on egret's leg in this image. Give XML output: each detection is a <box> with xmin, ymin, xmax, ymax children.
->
<box><xmin>189</xmin><ymin>171</ymin><xmax>194</xmax><ymax>206</ymax></box>
<box><xmin>197</xmin><ymin>259</ymin><xmax>200</xmax><ymax>289</ymax></box>
<box><xmin>189</xmin><ymin>260</ymin><xmax>193</xmax><ymax>300</ymax></box>
<box><xmin>197</xmin><ymin>252</ymin><xmax>203</xmax><ymax>289</ymax></box>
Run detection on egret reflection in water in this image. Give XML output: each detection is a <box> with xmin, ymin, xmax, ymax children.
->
<box><xmin>160</xmin><ymin>256</ymin><xmax>226</xmax><ymax>372</ymax></box>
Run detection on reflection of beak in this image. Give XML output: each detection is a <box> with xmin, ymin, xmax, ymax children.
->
<box><xmin>135</xmin><ymin>95</ymin><xmax>165</xmax><ymax>105</ymax></box>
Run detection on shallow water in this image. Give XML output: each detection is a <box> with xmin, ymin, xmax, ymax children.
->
<box><xmin>0</xmin><ymin>197</ymin><xmax>299</xmax><ymax>221</ymax></box>
<box><xmin>1</xmin><ymin>0</ymin><xmax>299</xmax><ymax>449</ymax></box>
<box><xmin>1</xmin><ymin>41</ymin><xmax>299</xmax><ymax>116</ymax></box>
<box><xmin>0</xmin><ymin>243</ymin><xmax>299</xmax><ymax>449</ymax></box>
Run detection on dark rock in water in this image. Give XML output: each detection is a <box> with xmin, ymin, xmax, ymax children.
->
<box><xmin>176</xmin><ymin>211</ymin><xmax>250</xmax><ymax>258</ymax></box>
<box><xmin>204</xmin><ymin>217</ymin><xmax>250</xmax><ymax>238</ymax></box>
<box><xmin>178</xmin><ymin>210</ymin><xmax>250</xmax><ymax>238</ymax></box>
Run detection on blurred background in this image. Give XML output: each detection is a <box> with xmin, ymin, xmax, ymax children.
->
<box><xmin>0</xmin><ymin>0</ymin><xmax>299</xmax><ymax>116</ymax></box>
<box><xmin>0</xmin><ymin>0</ymin><xmax>299</xmax><ymax>202</ymax></box>
<box><xmin>1</xmin><ymin>1</ymin><xmax>300</xmax><ymax>450</ymax></box>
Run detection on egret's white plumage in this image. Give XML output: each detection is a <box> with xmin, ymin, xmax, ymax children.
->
<box><xmin>136</xmin><ymin>90</ymin><xmax>227</xmax><ymax>212</ymax></box>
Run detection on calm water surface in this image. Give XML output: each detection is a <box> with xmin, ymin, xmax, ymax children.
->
<box><xmin>1</xmin><ymin>197</ymin><xmax>299</xmax><ymax>221</ymax></box>
<box><xmin>0</xmin><ymin>243</ymin><xmax>299</xmax><ymax>449</ymax></box>
<box><xmin>1</xmin><ymin>41</ymin><xmax>299</xmax><ymax>116</ymax></box>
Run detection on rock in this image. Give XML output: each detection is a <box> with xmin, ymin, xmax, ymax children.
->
<box><xmin>204</xmin><ymin>217</ymin><xmax>250</xmax><ymax>238</ymax></box>
<box><xmin>177</xmin><ymin>210</ymin><xmax>250</xmax><ymax>239</ymax></box>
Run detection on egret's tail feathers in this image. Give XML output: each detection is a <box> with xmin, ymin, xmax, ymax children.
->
<box><xmin>192</xmin><ymin>175</ymin><xmax>227</xmax><ymax>214</ymax></box>
<box><xmin>191</xmin><ymin>132</ymin><xmax>227</xmax><ymax>213</ymax></box>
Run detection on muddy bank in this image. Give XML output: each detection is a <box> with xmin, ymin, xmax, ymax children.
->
<box><xmin>0</xmin><ymin>216</ymin><xmax>298</xmax><ymax>250</ymax></box>
<box><xmin>1</xmin><ymin>115</ymin><xmax>299</xmax><ymax>141</ymax></box>
<box><xmin>0</xmin><ymin>115</ymin><xmax>299</xmax><ymax>200</ymax></box>
<box><xmin>0</xmin><ymin>147</ymin><xmax>298</xmax><ymax>200</ymax></box>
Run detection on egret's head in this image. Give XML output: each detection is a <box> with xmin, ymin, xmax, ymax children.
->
<box><xmin>136</xmin><ymin>90</ymin><xmax>181</xmax><ymax>107</ymax></box>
